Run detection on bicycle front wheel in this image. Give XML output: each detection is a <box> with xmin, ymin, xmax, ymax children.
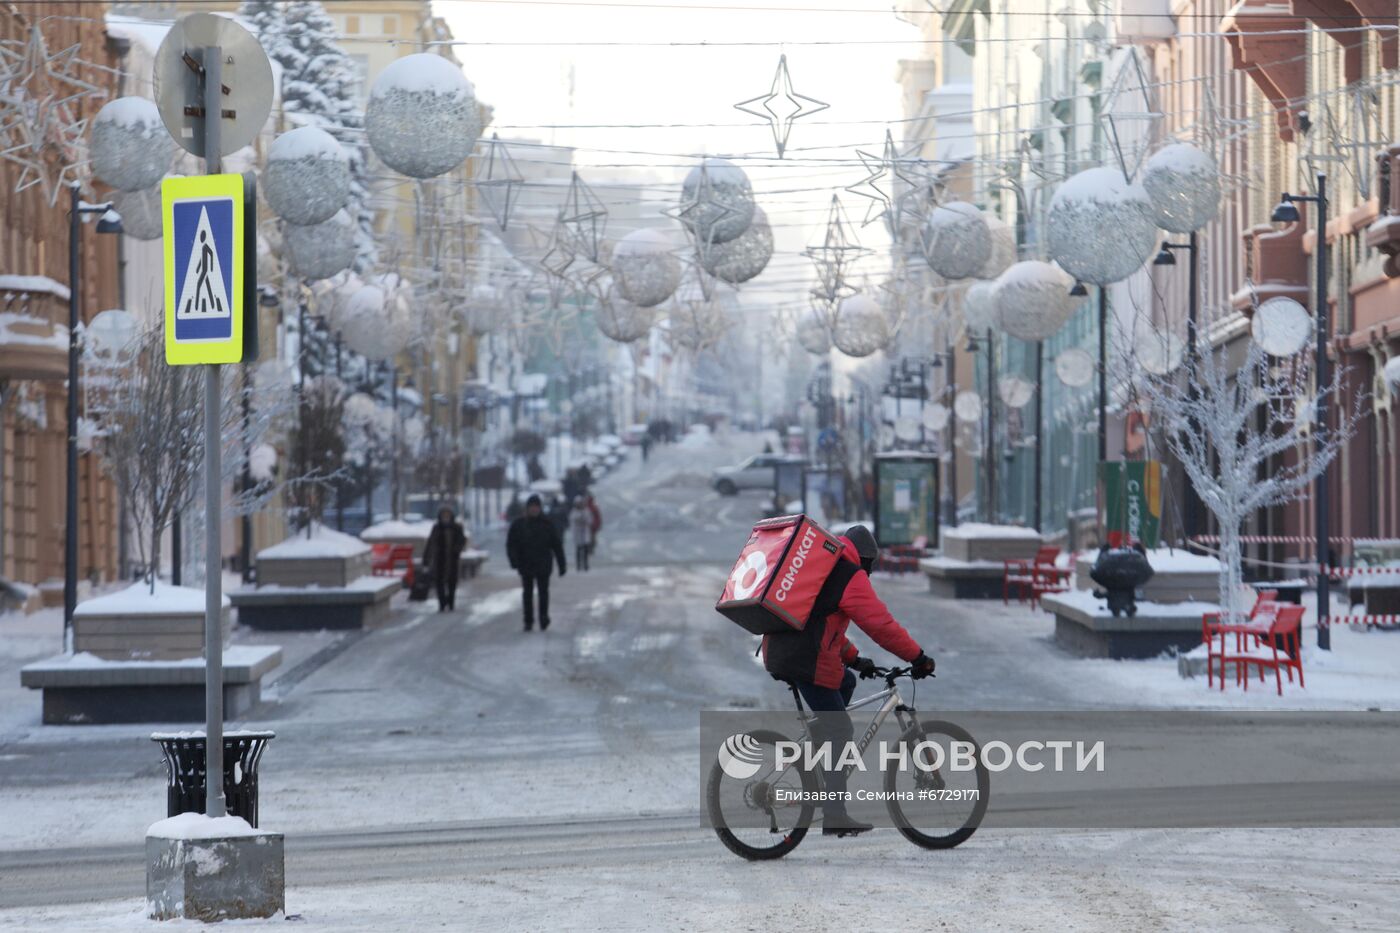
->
<box><xmin>706</xmin><ymin>729</ymin><xmax>817</xmax><ymax>861</ymax></box>
<box><xmin>884</xmin><ymin>719</ymin><xmax>990</xmax><ymax>850</ymax></box>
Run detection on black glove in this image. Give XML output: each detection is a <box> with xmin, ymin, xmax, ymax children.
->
<box><xmin>910</xmin><ymin>652</ymin><xmax>936</xmax><ymax>679</ymax></box>
<box><xmin>849</xmin><ymin>656</ymin><xmax>879</xmax><ymax>679</ymax></box>
<box><xmin>558</xmin><ymin>566</ymin><xmax>567</xmax><ymax>578</ymax></box>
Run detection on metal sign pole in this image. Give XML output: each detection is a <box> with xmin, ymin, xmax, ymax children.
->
<box><xmin>202</xmin><ymin>44</ymin><xmax>226</xmax><ymax>820</ymax></box>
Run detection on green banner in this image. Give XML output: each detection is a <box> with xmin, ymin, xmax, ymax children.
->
<box><xmin>1101</xmin><ymin>460</ymin><xmax>1163</xmax><ymax>548</ymax></box>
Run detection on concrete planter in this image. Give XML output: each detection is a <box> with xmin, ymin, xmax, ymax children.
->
<box><xmin>1074</xmin><ymin>549</ymin><xmax>1220</xmax><ymax>605</ymax></box>
<box><xmin>941</xmin><ymin>524</ymin><xmax>1042</xmax><ymax>563</ymax></box>
<box><xmin>256</xmin><ymin>551</ymin><xmax>371</xmax><ymax>588</ymax></box>
<box><xmin>72</xmin><ymin>607</ymin><xmax>231</xmax><ymax>661</ymax></box>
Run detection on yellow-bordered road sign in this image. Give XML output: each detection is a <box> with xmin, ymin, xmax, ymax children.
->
<box><xmin>163</xmin><ymin>174</ymin><xmax>244</xmax><ymax>364</ymax></box>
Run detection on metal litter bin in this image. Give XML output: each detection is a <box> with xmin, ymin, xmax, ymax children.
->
<box><xmin>151</xmin><ymin>730</ymin><xmax>275</xmax><ymax>827</ymax></box>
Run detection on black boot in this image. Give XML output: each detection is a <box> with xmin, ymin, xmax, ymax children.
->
<box><xmin>822</xmin><ymin>810</ymin><xmax>873</xmax><ymax>837</ymax></box>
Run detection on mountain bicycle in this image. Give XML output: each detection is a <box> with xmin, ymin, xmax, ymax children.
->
<box><xmin>707</xmin><ymin>666</ymin><xmax>990</xmax><ymax>861</ymax></box>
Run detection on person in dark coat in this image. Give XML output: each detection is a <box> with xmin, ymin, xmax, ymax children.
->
<box><xmin>423</xmin><ymin>508</ymin><xmax>468</xmax><ymax>612</ymax></box>
<box><xmin>506</xmin><ymin>494</ymin><xmax>566</xmax><ymax>631</ymax></box>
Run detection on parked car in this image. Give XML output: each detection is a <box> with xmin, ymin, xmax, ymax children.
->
<box><xmin>712</xmin><ymin>454</ymin><xmax>791</xmax><ymax>496</ymax></box>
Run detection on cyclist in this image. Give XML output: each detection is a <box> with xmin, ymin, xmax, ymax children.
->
<box><xmin>760</xmin><ymin>524</ymin><xmax>935</xmax><ymax>837</ymax></box>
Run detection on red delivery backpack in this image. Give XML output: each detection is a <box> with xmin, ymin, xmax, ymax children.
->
<box><xmin>716</xmin><ymin>515</ymin><xmax>846</xmax><ymax>635</ymax></box>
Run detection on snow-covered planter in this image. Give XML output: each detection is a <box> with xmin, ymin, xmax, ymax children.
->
<box><xmin>923</xmin><ymin>201</ymin><xmax>991</xmax><ymax>280</ymax></box>
<box><xmin>1141</xmin><ymin>143</ymin><xmax>1220</xmax><ymax>234</ymax></box>
<box><xmin>1073</xmin><ymin>548</ymin><xmax>1221</xmax><ymax>605</ymax></box>
<box><xmin>1045</xmin><ymin>167</ymin><xmax>1157</xmax><ymax>286</ymax></box>
<box><xmin>360</xmin><ymin>518</ymin><xmax>436</xmax><ymax>548</ymax></box>
<box><xmin>366</xmin><ymin>53</ymin><xmax>481</xmax><ymax>179</ymax></box>
<box><xmin>284</xmin><ymin>209</ymin><xmax>355</xmax><ymax>280</ymax></box>
<box><xmin>264</xmin><ymin>126</ymin><xmax>350</xmax><ymax>226</ymax></box>
<box><xmin>71</xmin><ymin>582</ymin><xmax>231</xmax><ymax>661</ymax></box>
<box><xmin>941</xmin><ymin>522</ymin><xmax>1042</xmax><ymax>562</ymax></box>
<box><xmin>994</xmin><ymin>260</ymin><xmax>1078</xmax><ymax>342</ymax></box>
<box><xmin>703</xmin><ymin>206</ymin><xmax>774</xmax><ymax>284</ymax></box>
<box><xmin>679</xmin><ymin>157</ymin><xmax>755</xmax><ymax>245</ymax></box>
<box><xmin>831</xmin><ymin>293</ymin><xmax>889</xmax><ymax>358</ymax></box>
<box><xmin>611</xmin><ymin>228</ymin><xmax>682</xmax><ymax>307</ymax></box>
<box><xmin>90</xmin><ymin>96</ymin><xmax>173</xmax><ymax>192</ymax></box>
<box><xmin>256</xmin><ymin>523</ymin><xmax>372</xmax><ymax>588</ymax></box>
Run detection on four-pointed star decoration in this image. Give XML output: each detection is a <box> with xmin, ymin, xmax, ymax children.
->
<box><xmin>662</xmin><ymin>160</ymin><xmax>736</xmax><ymax>248</ymax></box>
<box><xmin>474</xmin><ymin>133</ymin><xmax>524</xmax><ymax>231</ymax></box>
<box><xmin>804</xmin><ymin>194</ymin><xmax>872</xmax><ymax>305</ymax></box>
<box><xmin>1098</xmin><ymin>46</ymin><xmax>1162</xmax><ymax>182</ymax></box>
<box><xmin>733</xmin><ymin>54</ymin><xmax>829</xmax><ymax>159</ymax></box>
<box><xmin>558</xmin><ymin>170</ymin><xmax>608</xmax><ymax>263</ymax></box>
<box><xmin>0</xmin><ymin>25</ymin><xmax>105</xmax><ymax>205</ymax></box>
<box><xmin>844</xmin><ymin>129</ymin><xmax>937</xmax><ymax>234</ymax></box>
<box><xmin>1180</xmin><ymin>84</ymin><xmax>1255</xmax><ymax>196</ymax></box>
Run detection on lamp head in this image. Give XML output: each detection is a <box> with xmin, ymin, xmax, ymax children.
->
<box><xmin>1153</xmin><ymin>245</ymin><xmax>1176</xmax><ymax>266</ymax></box>
<box><xmin>1069</xmin><ymin>280</ymin><xmax>1088</xmax><ymax>297</ymax></box>
<box><xmin>1271</xmin><ymin>196</ymin><xmax>1301</xmax><ymax>224</ymax></box>
<box><xmin>95</xmin><ymin>209</ymin><xmax>122</xmax><ymax>235</ymax></box>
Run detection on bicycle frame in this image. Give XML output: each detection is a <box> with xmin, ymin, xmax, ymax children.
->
<box><xmin>793</xmin><ymin>680</ymin><xmax>921</xmax><ymax>783</ymax></box>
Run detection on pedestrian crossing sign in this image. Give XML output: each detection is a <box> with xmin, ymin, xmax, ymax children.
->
<box><xmin>163</xmin><ymin>174</ymin><xmax>246</xmax><ymax>364</ymax></box>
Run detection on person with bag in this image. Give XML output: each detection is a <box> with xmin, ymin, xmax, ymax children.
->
<box><xmin>759</xmin><ymin>524</ymin><xmax>935</xmax><ymax>837</ymax></box>
<box><xmin>569</xmin><ymin>497</ymin><xmax>594</xmax><ymax>572</ymax></box>
<box><xmin>422</xmin><ymin>508</ymin><xmax>467</xmax><ymax>612</ymax></box>
<box><xmin>506</xmin><ymin>494</ymin><xmax>566</xmax><ymax>631</ymax></box>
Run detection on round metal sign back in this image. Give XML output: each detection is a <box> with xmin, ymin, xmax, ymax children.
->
<box><xmin>155</xmin><ymin>13</ymin><xmax>273</xmax><ymax>158</ymax></box>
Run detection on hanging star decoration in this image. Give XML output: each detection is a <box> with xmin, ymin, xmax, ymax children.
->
<box><xmin>844</xmin><ymin>129</ymin><xmax>936</xmax><ymax>234</ymax></box>
<box><xmin>530</xmin><ymin>217</ymin><xmax>578</xmax><ymax>309</ymax></box>
<box><xmin>0</xmin><ymin>24</ymin><xmax>105</xmax><ymax>205</ymax></box>
<box><xmin>1181</xmin><ymin>84</ymin><xmax>1255</xmax><ymax>196</ymax></box>
<box><xmin>733</xmin><ymin>54</ymin><xmax>829</xmax><ymax>159</ymax></box>
<box><xmin>474</xmin><ymin>133</ymin><xmax>523</xmax><ymax>232</ymax></box>
<box><xmin>558</xmin><ymin>170</ymin><xmax>608</xmax><ymax>263</ymax></box>
<box><xmin>662</xmin><ymin>160</ymin><xmax>733</xmax><ymax>247</ymax></box>
<box><xmin>1097</xmin><ymin>46</ymin><xmax>1162</xmax><ymax>181</ymax></box>
<box><xmin>804</xmin><ymin>195</ymin><xmax>871</xmax><ymax>305</ymax></box>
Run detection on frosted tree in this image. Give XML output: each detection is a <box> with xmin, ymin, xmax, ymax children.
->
<box><xmin>341</xmin><ymin>391</ymin><xmax>397</xmax><ymax>521</ymax></box>
<box><xmin>1152</xmin><ymin>339</ymin><xmax>1354</xmax><ymax>625</ymax></box>
<box><xmin>286</xmin><ymin>374</ymin><xmax>348</xmax><ymax>530</ymax></box>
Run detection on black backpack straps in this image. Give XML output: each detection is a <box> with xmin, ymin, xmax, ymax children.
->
<box><xmin>808</xmin><ymin>559</ymin><xmax>858</xmax><ymax>625</ymax></box>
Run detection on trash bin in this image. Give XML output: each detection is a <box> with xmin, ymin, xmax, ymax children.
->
<box><xmin>151</xmin><ymin>731</ymin><xmax>275</xmax><ymax>827</ymax></box>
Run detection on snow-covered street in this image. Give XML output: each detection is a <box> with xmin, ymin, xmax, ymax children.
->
<box><xmin>2</xmin><ymin>431</ymin><xmax>1398</xmax><ymax>931</ymax></box>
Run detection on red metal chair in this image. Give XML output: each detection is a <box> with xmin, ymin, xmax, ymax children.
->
<box><xmin>1221</xmin><ymin>605</ymin><xmax>1306</xmax><ymax>696</ymax></box>
<box><xmin>370</xmin><ymin>543</ymin><xmax>395</xmax><ymax>575</ymax></box>
<box><xmin>387</xmin><ymin>544</ymin><xmax>416</xmax><ymax>587</ymax></box>
<box><xmin>1203</xmin><ymin>590</ymin><xmax>1278</xmax><ymax>689</ymax></box>
<box><xmin>879</xmin><ymin>536</ymin><xmax>928</xmax><ymax>575</ymax></box>
<box><xmin>1004</xmin><ymin>546</ymin><xmax>1060</xmax><ymax>605</ymax></box>
<box><xmin>1030</xmin><ymin>554</ymin><xmax>1075</xmax><ymax>607</ymax></box>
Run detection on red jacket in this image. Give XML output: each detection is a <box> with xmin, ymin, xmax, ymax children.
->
<box><xmin>764</xmin><ymin>537</ymin><xmax>922</xmax><ymax>689</ymax></box>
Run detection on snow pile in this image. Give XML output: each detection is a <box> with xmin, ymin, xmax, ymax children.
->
<box><xmin>147</xmin><ymin>812</ymin><xmax>264</xmax><ymax>840</ymax></box>
<box><xmin>0</xmin><ymin>275</ymin><xmax>70</xmax><ymax>300</ymax></box>
<box><xmin>268</xmin><ymin>124</ymin><xmax>347</xmax><ymax>162</ymax></box>
<box><xmin>73</xmin><ymin>580</ymin><xmax>229</xmax><ymax>617</ymax></box>
<box><xmin>943</xmin><ymin>522</ymin><xmax>1042</xmax><ymax>540</ymax></box>
<box><xmin>259</xmin><ymin>523</ymin><xmax>370</xmax><ymax>559</ymax></box>
<box><xmin>0</xmin><ymin>312</ymin><xmax>66</xmax><ymax>351</ymax></box>
<box><xmin>360</xmin><ymin>518</ymin><xmax>435</xmax><ymax>542</ymax></box>
<box><xmin>1050</xmin><ymin>588</ymin><xmax>1219</xmax><ymax>619</ymax></box>
<box><xmin>1141</xmin><ymin>548</ymin><xmax>1221</xmax><ymax>572</ymax></box>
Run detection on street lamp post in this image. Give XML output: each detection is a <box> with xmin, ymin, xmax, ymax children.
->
<box><xmin>65</xmin><ymin>186</ymin><xmax>120</xmax><ymax>635</ymax></box>
<box><xmin>1273</xmin><ymin>174</ymin><xmax>1332</xmax><ymax>650</ymax></box>
<box><xmin>1154</xmin><ymin>232</ymin><xmax>1202</xmax><ymax>543</ymax></box>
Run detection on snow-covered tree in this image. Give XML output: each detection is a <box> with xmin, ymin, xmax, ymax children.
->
<box><xmin>1152</xmin><ymin>340</ymin><xmax>1355</xmax><ymax>625</ymax></box>
<box><xmin>286</xmin><ymin>375</ymin><xmax>347</xmax><ymax>530</ymax></box>
<box><xmin>241</xmin><ymin>0</ymin><xmax>376</xmax><ymax>271</ymax></box>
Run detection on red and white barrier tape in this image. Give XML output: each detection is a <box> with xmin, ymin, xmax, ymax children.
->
<box><xmin>1321</xmin><ymin>615</ymin><xmax>1400</xmax><ymax>626</ymax></box>
<box><xmin>1191</xmin><ymin>535</ymin><xmax>1398</xmax><ymax>545</ymax></box>
<box><xmin>1319</xmin><ymin>565</ymin><xmax>1400</xmax><ymax>578</ymax></box>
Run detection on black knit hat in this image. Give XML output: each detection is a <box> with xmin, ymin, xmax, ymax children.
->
<box><xmin>526</xmin><ymin>494</ymin><xmax>542</xmax><ymax>507</ymax></box>
<box><xmin>844</xmin><ymin>524</ymin><xmax>879</xmax><ymax>573</ymax></box>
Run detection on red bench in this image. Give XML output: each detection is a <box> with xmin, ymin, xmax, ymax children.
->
<box><xmin>371</xmin><ymin>543</ymin><xmax>416</xmax><ymax>587</ymax></box>
<box><xmin>1203</xmin><ymin>593</ymin><xmax>1305</xmax><ymax>695</ymax></box>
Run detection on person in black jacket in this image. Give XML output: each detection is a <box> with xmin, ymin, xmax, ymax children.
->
<box><xmin>423</xmin><ymin>508</ymin><xmax>468</xmax><ymax>612</ymax></box>
<box><xmin>506</xmin><ymin>494</ymin><xmax>566</xmax><ymax>631</ymax></box>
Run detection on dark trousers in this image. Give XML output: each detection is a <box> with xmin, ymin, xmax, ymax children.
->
<box><xmin>575</xmin><ymin>544</ymin><xmax>590</xmax><ymax>572</ymax></box>
<box><xmin>795</xmin><ymin>669</ymin><xmax>858</xmax><ymax>815</ymax></box>
<box><xmin>435</xmin><ymin>572</ymin><xmax>457</xmax><ymax>611</ymax></box>
<box><xmin>521</xmin><ymin>573</ymin><xmax>550</xmax><ymax>629</ymax></box>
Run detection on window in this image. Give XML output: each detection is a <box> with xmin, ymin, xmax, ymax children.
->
<box><xmin>345</xmin><ymin>15</ymin><xmax>359</xmax><ymax>34</ymax></box>
<box><xmin>383</xmin><ymin>15</ymin><xmax>399</xmax><ymax>34</ymax></box>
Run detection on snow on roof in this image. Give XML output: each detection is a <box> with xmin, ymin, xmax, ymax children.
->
<box><xmin>269</xmin><ymin>125</ymin><xmax>347</xmax><ymax>163</ymax></box>
<box><xmin>147</xmin><ymin>812</ymin><xmax>267</xmax><ymax>840</ymax></box>
<box><xmin>74</xmin><ymin>580</ymin><xmax>230</xmax><ymax>617</ymax></box>
<box><xmin>0</xmin><ymin>275</ymin><xmax>70</xmax><ymax>300</ymax></box>
<box><xmin>942</xmin><ymin>522</ymin><xmax>1041</xmax><ymax>539</ymax></box>
<box><xmin>360</xmin><ymin>518</ymin><xmax>435</xmax><ymax>541</ymax></box>
<box><xmin>259</xmin><ymin>523</ymin><xmax>370</xmax><ymax>559</ymax></box>
<box><xmin>0</xmin><ymin>312</ymin><xmax>67</xmax><ymax>351</ymax></box>
<box><xmin>371</xmin><ymin>52</ymin><xmax>474</xmax><ymax>99</ymax></box>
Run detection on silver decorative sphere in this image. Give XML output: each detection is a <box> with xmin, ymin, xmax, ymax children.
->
<box><xmin>997</xmin><ymin>375</ymin><xmax>1034</xmax><ymax>409</ymax></box>
<box><xmin>668</xmin><ymin>297</ymin><xmax>729</xmax><ymax>352</ymax></box>
<box><xmin>366</xmin><ymin>53</ymin><xmax>481</xmax><ymax>179</ymax></box>
<box><xmin>595</xmin><ymin>297</ymin><xmax>655</xmax><ymax>343</ymax></box>
<box><xmin>796</xmin><ymin>309</ymin><xmax>831</xmax><ymax>355</ymax></box>
<box><xmin>284</xmin><ymin>209</ymin><xmax>355</xmax><ymax>281</ymax></box>
<box><xmin>994</xmin><ymin>260</ymin><xmax>1079</xmax><ymax>342</ymax></box>
<box><xmin>953</xmin><ymin>390</ymin><xmax>983</xmax><ymax>423</ymax></box>
<box><xmin>1054</xmin><ymin>347</ymin><xmax>1095</xmax><ymax>387</ymax></box>
<box><xmin>680</xmin><ymin>157</ymin><xmax>755</xmax><ymax>245</ymax></box>
<box><xmin>831</xmin><ymin>293</ymin><xmax>889</xmax><ymax>358</ymax></box>
<box><xmin>341</xmin><ymin>284</ymin><xmax>410</xmax><ymax>360</ymax></box>
<box><xmin>87</xmin><ymin>308</ymin><xmax>138</xmax><ymax>355</ymax></box>
<box><xmin>110</xmin><ymin>184</ymin><xmax>164</xmax><ymax>241</ymax></box>
<box><xmin>1251</xmin><ymin>297</ymin><xmax>1311</xmax><ymax>357</ymax></box>
<box><xmin>1046</xmin><ymin>167</ymin><xmax>1158</xmax><ymax>285</ymax></box>
<box><xmin>1142</xmin><ymin>143</ymin><xmax>1220</xmax><ymax>234</ymax></box>
<box><xmin>978</xmin><ymin>214</ymin><xmax>1016</xmax><ymax>279</ymax></box>
<box><xmin>1136</xmin><ymin>328</ymin><xmax>1185</xmax><ymax>375</ymax></box>
<box><xmin>611</xmin><ymin>229</ymin><xmax>681</xmax><ymax>307</ymax></box>
<box><xmin>704</xmin><ymin>206</ymin><xmax>773</xmax><ymax>284</ymax></box>
<box><xmin>962</xmin><ymin>280</ymin><xmax>999</xmax><ymax>337</ymax></box>
<box><xmin>90</xmin><ymin>97</ymin><xmax>173</xmax><ymax>192</ymax></box>
<box><xmin>923</xmin><ymin>201</ymin><xmax>991</xmax><ymax>281</ymax></box>
<box><xmin>265</xmin><ymin>126</ymin><xmax>350</xmax><ymax>226</ymax></box>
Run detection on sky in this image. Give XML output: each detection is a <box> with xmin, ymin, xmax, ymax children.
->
<box><xmin>433</xmin><ymin>0</ymin><xmax>927</xmax><ymax>313</ymax></box>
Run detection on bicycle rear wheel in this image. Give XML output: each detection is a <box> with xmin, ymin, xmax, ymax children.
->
<box><xmin>707</xmin><ymin>729</ymin><xmax>817</xmax><ymax>861</ymax></box>
<box><xmin>884</xmin><ymin>719</ymin><xmax>990</xmax><ymax>850</ymax></box>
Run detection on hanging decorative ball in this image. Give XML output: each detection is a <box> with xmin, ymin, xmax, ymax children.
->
<box><xmin>90</xmin><ymin>97</ymin><xmax>174</xmax><ymax>192</ymax></box>
<box><xmin>994</xmin><ymin>260</ymin><xmax>1079</xmax><ymax>342</ymax></box>
<box><xmin>284</xmin><ymin>209</ymin><xmax>355</xmax><ymax>281</ymax></box>
<box><xmin>341</xmin><ymin>284</ymin><xmax>410</xmax><ymax>360</ymax></box>
<box><xmin>1251</xmin><ymin>297</ymin><xmax>1311</xmax><ymax>357</ymax></box>
<box><xmin>704</xmin><ymin>206</ymin><xmax>774</xmax><ymax>284</ymax></box>
<box><xmin>87</xmin><ymin>308</ymin><xmax>138</xmax><ymax>355</ymax></box>
<box><xmin>679</xmin><ymin>157</ymin><xmax>755</xmax><ymax>245</ymax></box>
<box><xmin>923</xmin><ymin>201</ymin><xmax>992</xmax><ymax>281</ymax></box>
<box><xmin>668</xmin><ymin>297</ymin><xmax>729</xmax><ymax>351</ymax></box>
<box><xmin>1136</xmin><ymin>328</ymin><xmax>1185</xmax><ymax>375</ymax></box>
<box><xmin>366</xmin><ymin>53</ymin><xmax>481</xmax><ymax>179</ymax></box>
<box><xmin>978</xmin><ymin>214</ymin><xmax>1016</xmax><ymax>280</ymax></box>
<box><xmin>1141</xmin><ymin>143</ymin><xmax>1220</xmax><ymax>234</ymax></box>
<box><xmin>1054</xmin><ymin>347</ymin><xmax>1095</xmax><ymax>387</ymax></box>
<box><xmin>611</xmin><ymin>229</ymin><xmax>682</xmax><ymax>307</ymax></box>
<box><xmin>997</xmin><ymin>375</ymin><xmax>1034</xmax><ymax>409</ymax></box>
<box><xmin>922</xmin><ymin>402</ymin><xmax>950</xmax><ymax>432</ymax></box>
<box><xmin>264</xmin><ymin>126</ymin><xmax>350</xmax><ymax>226</ymax></box>
<box><xmin>831</xmin><ymin>293</ymin><xmax>889</xmax><ymax>358</ymax></box>
<box><xmin>595</xmin><ymin>297</ymin><xmax>655</xmax><ymax>343</ymax></box>
<box><xmin>962</xmin><ymin>280</ymin><xmax>999</xmax><ymax>338</ymax></box>
<box><xmin>953</xmin><ymin>390</ymin><xmax>983</xmax><ymax>424</ymax></box>
<box><xmin>109</xmin><ymin>184</ymin><xmax>164</xmax><ymax>241</ymax></box>
<box><xmin>1046</xmin><ymin>167</ymin><xmax>1158</xmax><ymax>285</ymax></box>
<box><xmin>796</xmin><ymin>309</ymin><xmax>832</xmax><ymax>355</ymax></box>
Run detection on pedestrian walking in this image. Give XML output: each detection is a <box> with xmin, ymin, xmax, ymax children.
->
<box><xmin>640</xmin><ymin>433</ymin><xmax>652</xmax><ymax>462</ymax></box>
<box><xmin>506</xmin><ymin>494</ymin><xmax>566</xmax><ymax>631</ymax></box>
<box><xmin>423</xmin><ymin>507</ymin><xmax>467</xmax><ymax>612</ymax></box>
<box><xmin>569</xmin><ymin>497</ymin><xmax>594</xmax><ymax>572</ymax></box>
